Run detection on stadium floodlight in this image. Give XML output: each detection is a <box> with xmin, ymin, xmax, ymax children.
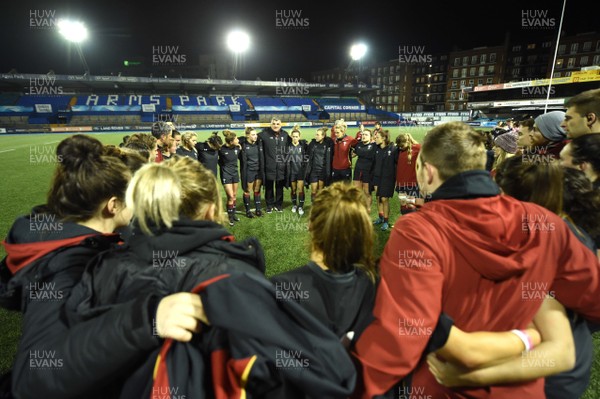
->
<box><xmin>227</xmin><ymin>30</ymin><xmax>250</xmax><ymax>54</ymax></box>
<box><xmin>349</xmin><ymin>43</ymin><xmax>368</xmax><ymax>85</ymax></box>
<box><xmin>227</xmin><ymin>30</ymin><xmax>250</xmax><ymax>79</ymax></box>
<box><xmin>57</xmin><ymin>19</ymin><xmax>90</xmax><ymax>75</ymax></box>
<box><xmin>57</xmin><ymin>20</ymin><xmax>88</xmax><ymax>43</ymax></box>
<box><xmin>350</xmin><ymin>43</ymin><xmax>368</xmax><ymax>61</ymax></box>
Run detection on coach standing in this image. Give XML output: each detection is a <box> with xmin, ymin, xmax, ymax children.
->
<box><xmin>259</xmin><ymin>118</ymin><xmax>291</xmax><ymax>212</ymax></box>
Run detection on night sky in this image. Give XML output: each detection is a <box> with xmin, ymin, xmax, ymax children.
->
<box><xmin>2</xmin><ymin>0</ymin><xmax>598</xmax><ymax>81</ymax></box>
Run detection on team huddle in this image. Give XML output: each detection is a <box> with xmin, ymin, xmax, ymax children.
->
<box><xmin>144</xmin><ymin>118</ymin><xmax>424</xmax><ymax>230</ymax></box>
<box><xmin>1</xmin><ymin>88</ymin><xmax>600</xmax><ymax>398</ymax></box>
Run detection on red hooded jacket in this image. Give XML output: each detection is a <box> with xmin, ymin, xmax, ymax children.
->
<box><xmin>353</xmin><ymin>171</ymin><xmax>600</xmax><ymax>398</ymax></box>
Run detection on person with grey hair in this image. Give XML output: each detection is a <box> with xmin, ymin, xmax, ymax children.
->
<box><xmin>258</xmin><ymin>118</ymin><xmax>291</xmax><ymax>212</ymax></box>
<box><xmin>528</xmin><ymin>111</ymin><xmax>568</xmax><ymax>160</ymax></box>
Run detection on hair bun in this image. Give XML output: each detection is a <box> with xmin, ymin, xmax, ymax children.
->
<box><xmin>57</xmin><ymin>134</ymin><xmax>104</xmax><ymax>170</ymax></box>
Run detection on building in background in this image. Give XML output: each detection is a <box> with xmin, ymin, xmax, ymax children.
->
<box><xmin>551</xmin><ymin>32</ymin><xmax>600</xmax><ymax>78</ymax></box>
<box><xmin>311</xmin><ymin>31</ymin><xmax>600</xmax><ymax>113</ymax></box>
<box><xmin>446</xmin><ymin>45</ymin><xmax>507</xmax><ymax>111</ymax></box>
<box><xmin>411</xmin><ymin>54</ymin><xmax>448</xmax><ymax>112</ymax></box>
<box><xmin>312</xmin><ymin>60</ymin><xmax>412</xmax><ymax>113</ymax></box>
<box><xmin>504</xmin><ymin>36</ymin><xmax>554</xmax><ymax>82</ymax></box>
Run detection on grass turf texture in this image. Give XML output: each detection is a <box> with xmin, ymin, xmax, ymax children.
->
<box><xmin>0</xmin><ymin>127</ymin><xmax>598</xmax><ymax>399</ymax></box>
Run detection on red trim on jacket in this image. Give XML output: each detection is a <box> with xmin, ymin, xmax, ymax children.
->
<box><xmin>3</xmin><ymin>234</ymin><xmax>99</xmax><ymax>275</ymax></box>
<box><xmin>153</xmin><ymin>274</ymin><xmax>255</xmax><ymax>399</ymax></box>
<box><xmin>152</xmin><ymin>338</ymin><xmax>174</xmax><ymax>396</ymax></box>
<box><xmin>211</xmin><ymin>349</ymin><xmax>256</xmax><ymax>399</ymax></box>
<box><xmin>221</xmin><ymin>235</ymin><xmax>236</xmax><ymax>242</ymax></box>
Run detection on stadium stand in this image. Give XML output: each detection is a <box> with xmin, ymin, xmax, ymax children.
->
<box><xmin>0</xmin><ymin>94</ymin><xmax>404</xmax><ymax>131</ymax></box>
<box><xmin>0</xmin><ymin>93</ymin><xmax>22</xmax><ymax>106</ymax></box>
<box><xmin>249</xmin><ymin>97</ymin><xmax>306</xmax><ymax>122</ymax></box>
<box><xmin>0</xmin><ymin>94</ymin><xmax>402</xmax><ymax>132</ymax></box>
<box><xmin>315</xmin><ymin>97</ymin><xmax>369</xmax><ymax>122</ymax></box>
<box><xmin>0</xmin><ymin>73</ymin><xmax>406</xmax><ymax>132</ymax></box>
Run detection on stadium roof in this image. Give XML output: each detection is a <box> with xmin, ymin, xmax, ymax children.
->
<box><xmin>0</xmin><ymin>73</ymin><xmax>378</xmax><ymax>97</ymax></box>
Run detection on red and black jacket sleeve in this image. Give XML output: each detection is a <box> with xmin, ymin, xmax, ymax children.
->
<box><xmin>151</xmin><ymin>271</ymin><xmax>357</xmax><ymax>398</ymax></box>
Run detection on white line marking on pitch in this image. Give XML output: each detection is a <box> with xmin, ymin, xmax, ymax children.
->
<box><xmin>43</xmin><ymin>141</ymin><xmax>60</xmax><ymax>144</ymax></box>
<box><xmin>0</xmin><ymin>149</ymin><xmax>16</xmax><ymax>153</ymax></box>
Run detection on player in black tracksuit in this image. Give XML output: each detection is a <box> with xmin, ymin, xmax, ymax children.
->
<box><xmin>175</xmin><ymin>131</ymin><xmax>199</xmax><ymax>159</ymax></box>
<box><xmin>352</xmin><ymin>129</ymin><xmax>377</xmax><ymax>212</ymax></box>
<box><xmin>258</xmin><ymin>118</ymin><xmax>291</xmax><ymax>212</ymax></box>
<box><xmin>372</xmin><ymin>129</ymin><xmax>398</xmax><ymax>231</ymax></box>
<box><xmin>271</xmin><ymin>182</ymin><xmax>376</xmax><ymax>354</ymax></box>
<box><xmin>270</xmin><ymin>182</ymin><xmax>455</xmax><ymax>398</ymax></box>
<box><xmin>196</xmin><ymin>131</ymin><xmax>222</xmax><ymax>176</ymax></box>
<box><xmin>286</xmin><ymin>126</ymin><xmax>308</xmax><ymax>216</ymax></box>
<box><xmin>240</xmin><ymin>127</ymin><xmax>265</xmax><ymax>218</ymax></box>
<box><xmin>219</xmin><ymin>130</ymin><xmax>241</xmax><ymax>226</ymax></box>
<box><xmin>305</xmin><ymin>127</ymin><xmax>333</xmax><ymax>202</ymax></box>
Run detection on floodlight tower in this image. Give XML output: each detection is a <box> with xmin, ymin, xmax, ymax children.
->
<box><xmin>226</xmin><ymin>30</ymin><xmax>250</xmax><ymax>79</ymax></box>
<box><xmin>57</xmin><ymin>19</ymin><xmax>90</xmax><ymax>75</ymax></box>
<box><xmin>350</xmin><ymin>43</ymin><xmax>368</xmax><ymax>85</ymax></box>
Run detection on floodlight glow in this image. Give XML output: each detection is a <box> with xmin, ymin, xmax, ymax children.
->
<box><xmin>58</xmin><ymin>20</ymin><xmax>88</xmax><ymax>43</ymax></box>
<box><xmin>227</xmin><ymin>31</ymin><xmax>250</xmax><ymax>53</ymax></box>
<box><xmin>350</xmin><ymin>43</ymin><xmax>367</xmax><ymax>61</ymax></box>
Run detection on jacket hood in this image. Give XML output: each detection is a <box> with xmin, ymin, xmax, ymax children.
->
<box><xmin>2</xmin><ymin>209</ymin><xmax>110</xmax><ymax>275</ymax></box>
<box><xmin>425</xmin><ymin>171</ymin><xmax>549</xmax><ymax>281</ymax></box>
<box><xmin>430</xmin><ymin>170</ymin><xmax>501</xmax><ymax>201</ymax></box>
<box><xmin>127</xmin><ymin>218</ymin><xmax>265</xmax><ymax>274</ymax></box>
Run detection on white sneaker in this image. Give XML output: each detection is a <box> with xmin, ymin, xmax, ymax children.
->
<box><xmin>291</xmin><ymin>205</ymin><xmax>297</xmax><ymax>213</ymax></box>
<box><xmin>298</xmin><ymin>207</ymin><xmax>304</xmax><ymax>216</ymax></box>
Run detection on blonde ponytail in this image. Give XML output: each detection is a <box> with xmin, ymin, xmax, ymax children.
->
<box><xmin>126</xmin><ymin>163</ymin><xmax>182</xmax><ymax>235</ymax></box>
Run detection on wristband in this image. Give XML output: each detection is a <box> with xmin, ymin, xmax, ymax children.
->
<box><xmin>522</xmin><ymin>329</ymin><xmax>534</xmax><ymax>350</ymax></box>
<box><xmin>511</xmin><ymin>329</ymin><xmax>533</xmax><ymax>351</ymax></box>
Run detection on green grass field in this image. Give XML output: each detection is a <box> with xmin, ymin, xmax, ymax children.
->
<box><xmin>1</xmin><ymin>127</ymin><xmax>599</xmax><ymax>397</ymax></box>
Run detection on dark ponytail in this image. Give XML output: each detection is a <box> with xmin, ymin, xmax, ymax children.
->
<box><xmin>103</xmin><ymin>145</ymin><xmax>147</xmax><ymax>173</ymax></box>
<box><xmin>47</xmin><ymin>135</ymin><xmax>131</xmax><ymax>222</ymax></box>
<box><xmin>222</xmin><ymin>129</ymin><xmax>237</xmax><ymax>146</ymax></box>
<box><xmin>207</xmin><ymin>131</ymin><xmax>223</xmax><ymax>150</ymax></box>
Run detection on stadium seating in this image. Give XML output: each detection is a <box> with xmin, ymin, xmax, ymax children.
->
<box><xmin>326</xmin><ymin>112</ymin><xmax>369</xmax><ymax>122</ymax></box>
<box><xmin>258</xmin><ymin>113</ymin><xmax>306</xmax><ymax>123</ymax></box>
<box><xmin>18</xmin><ymin>95</ymin><xmax>71</xmax><ymax>109</ymax></box>
<box><xmin>0</xmin><ymin>93</ymin><xmax>21</xmax><ymax>106</ymax></box>
<box><xmin>0</xmin><ymin>116</ymin><xmax>28</xmax><ymax>125</ymax></box>
<box><xmin>0</xmin><ymin>93</ymin><xmax>398</xmax><ymax>131</ymax></box>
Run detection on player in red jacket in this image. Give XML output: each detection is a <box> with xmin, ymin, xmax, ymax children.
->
<box><xmin>352</xmin><ymin>122</ymin><xmax>600</xmax><ymax>399</ymax></box>
<box><xmin>395</xmin><ymin>132</ymin><xmax>422</xmax><ymax>215</ymax></box>
<box><xmin>331</xmin><ymin>119</ymin><xmax>358</xmax><ymax>183</ymax></box>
